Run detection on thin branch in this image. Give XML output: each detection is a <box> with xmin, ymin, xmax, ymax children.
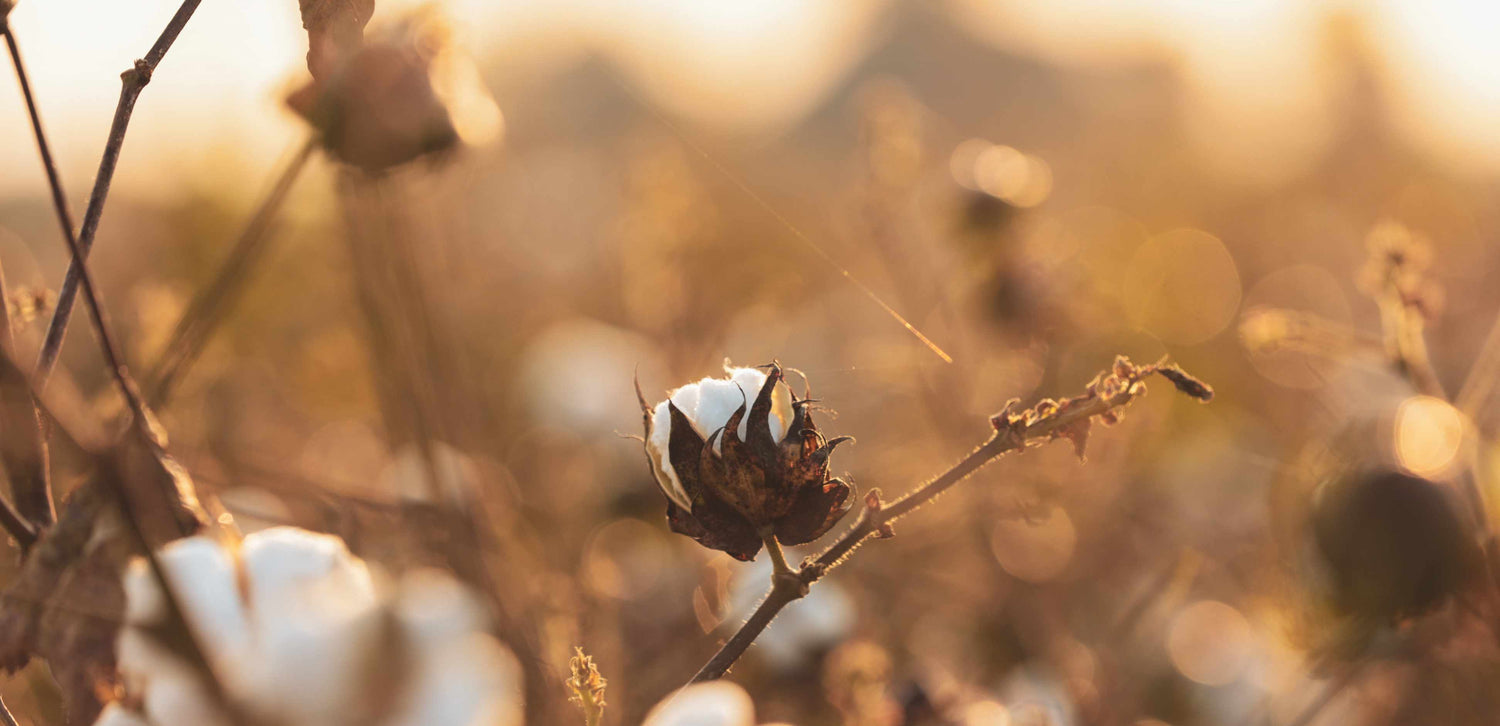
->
<box><xmin>3</xmin><ymin>22</ymin><xmax>64</xmax><ymax>526</ymax></box>
<box><xmin>0</xmin><ymin>260</ymin><xmax>41</xmax><ymax>548</ymax></box>
<box><xmin>689</xmin><ymin>358</ymin><xmax>1213</xmax><ymax>683</ymax></box>
<box><xmin>33</xmin><ymin>0</ymin><xmax>204</xmax><ymax>385</ymax></box>
<box><xmin>0</xmin><ymin>692</ymin><xmax>18</xmax><ymax>726</ymax></box>
<box><xmin>145</xmin><ymin>135</ymin><xmax>318</xmax><ymax>406</ymax></box>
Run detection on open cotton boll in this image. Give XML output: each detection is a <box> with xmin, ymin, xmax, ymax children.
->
<box><xmin>93</xmin><ymin>704</ymin><xmax>151</xmax><ymax>726</ymax></box>
<box><xmin>237</xmin><ymin>529</ymin><xmax>385</xmax><ymax>725</ymax></box>
<box><xmin>643</xmin><ymin>681</ymin><xmax>757</xmax><ymax>726</ymax></box>
<box><xmin>98</xmin><ymin>527</ymin><xmax>525</xmax><ymax>726</ymax></box>
<box><xmin>647</xmin><ymin>366</ymin><xmax>793</xmax><ymax>509</ymax></box>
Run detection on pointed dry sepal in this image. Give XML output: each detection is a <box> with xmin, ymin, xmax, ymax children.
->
<box><xmin>566</xmin><ymin>647</ymin><xmax>607</xmax><ymax>726</ymax></box>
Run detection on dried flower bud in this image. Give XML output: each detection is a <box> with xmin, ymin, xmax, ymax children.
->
<box><xmin>638</xmin><ymin>363</ymin><xmax>855</xmax><ymax>561</ymax></box>
<box><xmin>1311</xmin><ymin>468</ymin><xmax>1480</xmax><ymax>622</ymax></box>
<box><xmin>287</xmin><ymin>39</ymin><xmax>458</xmax><ymax>172</ymax></box>
<box><xmin>299</xmin><ymin>0</ymin><xmax>375</xmax><ymax>79</ymax></box>
<box><xmin>1157</xmin><ymin>365</ymin><xmax>1214</xmax><ymax>402</ymax></box>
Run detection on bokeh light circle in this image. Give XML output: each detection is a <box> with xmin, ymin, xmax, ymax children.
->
<box><xmin>1124</xmin><ymin>229</ymin><xmax>1242</xmax><ymax>345</ymax></box>
<box><xmin>990</xmin><ymin>507</ymin><xmax>1077</xmax><ymax>583</ymax></box>
<box><xmin>1166</xmin><ymin>600</ymin><xmax>1255</xmax><ymax>686</ymax></box>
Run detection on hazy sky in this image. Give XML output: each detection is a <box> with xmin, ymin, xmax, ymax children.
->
<box><xmin>2</xmin><ymin>0</ymin><xmax>1499</xmax><ymax>198</ymax></box>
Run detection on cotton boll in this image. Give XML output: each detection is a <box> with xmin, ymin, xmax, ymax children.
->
<box><xmin>238</xmin><ymin>528</ymin><xmax>383</xmax><ymax>724</ymax></box>
<box><xmin>392</xmin><ymin>568</ymin><xmax>489</xmax><ymax>644</ymax></box>
<box><xmin>379</xmin><ymin>442</ymin><xmax>480</xmax><ymax>504</ymax></box>
<box><xmin>155</xmin><ymin>538</ymin><xmax>252</xmax><ymax>666</ymax></box>
<box><xmin>141</xmin><ymin>668</ymin><xmax>232</xmax><ymax>726</ymax></box>
<box><xmin>647</xmin><ymin>365</ymin><xmax>793</xmax><ymax>508</ymax></box>
<box><xmin>119</xmin><ymin>538</ymin><xmax>253</xmax><ymax>684</ymax></box>
<box><xmin>387</xmin><ymin>569</ymin><xmax>523</xmax><ymax>726</ymax></box>
<box><xmin>643</xmin><ymin>681</ymin><xmax>756</xmax><ymax>726</ymax></box>
<box><xmin>389</xmin><ymin>632</ymin><xmax>524</xmax><ymax>726</ymax></box>
<box><xmin>92</xmin><ymin>704</ymin><xmax>152</xmax><ymax>726</ymax></box>
<box><xmin>102</xmin><ymin>527</ymin><xmax>526</xmax><ymax>726</ymax></box>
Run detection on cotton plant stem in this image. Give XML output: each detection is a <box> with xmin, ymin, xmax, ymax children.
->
<box><xmin>3</xmin><ymin>22</ymin><xmax>65</xmax><ymax>527</ymax></box>
<box><xmin>0</xmin><ymin>260</ymin><xmax>40</xmax><ymax>548</ymax></box>
<box><xmin>34</xmin><ymin>0</ymin><xmax>204</xmax><ymax>386</ymax></box>
<box><xmin>146</xmin><ymin>135</ymin><xmax>318</xmax><ymax>406</ymax></box>
<box><xmin>689</xmin><ymin>361</ymin><xmax>1210</xmax><ymax>683</ymax></box>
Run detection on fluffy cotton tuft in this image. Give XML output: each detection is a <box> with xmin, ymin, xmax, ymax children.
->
<box><xmin>647</xmin><ymin>365</ymin><xmax>792</xmax><ymax>509</ymax></box>
<box><xmin>643</xmin><ymin>681</ymin><xmax>757</xmax><ymax>726</ymax></box>
<box><xmin>100</xmin><ymin>527</ymin><xmax>523</xmax><ymax>726</ymax></box>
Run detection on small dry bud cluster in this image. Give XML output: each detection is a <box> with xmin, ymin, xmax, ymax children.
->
<box><xmin>990</xmin><ymin>356</ymin><xmax>1212</xmax><ymax>459</ymax></box>
<box><xmin>1358</xmin><ymin>221</ymin><xmax>1444</xmax><ymax>319</ymax></box>
<box><xmin>639</xmin><ymin>363</ymin><xmax>855</xmax><ymax>561</ymax></box>
<box><xmin>565</xmin><ymin>647</ymin><xmax>607</xmax><ymax>726</ymax></box>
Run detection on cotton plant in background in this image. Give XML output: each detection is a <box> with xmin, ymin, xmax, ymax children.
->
<box><xmin>95</xmin><ymin>527</ymin><xmax>522</xmax><ymax>726</ymax></box>
<box><xmin>726</xmin><ymin>557</ymin><xmax>855</xmax><ymax>670</ymax></box>
<box><xmin>641</xmin><ymin>682</ymin><xmax>759</xmax><ymax>726</ymax></box>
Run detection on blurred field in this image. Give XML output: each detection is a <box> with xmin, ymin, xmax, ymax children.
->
<box><xmin>4</xmin><ymin>1</ymin><xmax>1500</xmax><ymax>725</ymax></box>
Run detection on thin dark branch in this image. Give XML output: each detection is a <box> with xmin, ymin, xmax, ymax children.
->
<box><xmin>0</xmin><ymin>692</ymin><xmax>18</xmax><ymax>726</ymax></box>
<box><xmin>34</xmin><ymin>0</ymin><xmax>204</xmax><ymax>385</ymax></box>
<box><xmin>146</xmin><ymin>135</ymin><xmax>318</xmax><ymax>406</ymax></box>
<box><xmin>0</xmin><ymin>261</ymin><xmax>41</xmax><ymax>548</ymax></box>
<box><xmin>3</xmin><ymin>23</ymin><xmax>64</xmax><ymax>526</ymax></box>
<box><xmin>689</xmin><ymin>359</ymin><xmax>1212</xmax><ymax>683</ymax></box>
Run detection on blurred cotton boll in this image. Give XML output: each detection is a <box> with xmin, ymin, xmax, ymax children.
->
<box><xmin>727</xmin><ymin>558</ymin><xmax>855</xmax><ymax>671</ymax></box>
<box><xmin>380</xmin><ymin>440</ymin><xmax>480</xmax><ymax>504</ymax></box>
<box><xmin>518</xmin><ymin>318</ymin><xmax>663</xmax><ymax>432</ymax></box>
<box><xmin>100</xmin><ymin>527</ymin><xmax>523</xmax><ymax>726</ymax></box>
<box><xmin>643</xmin><ymin>681</ymin><xmax>756</xmax><ymax>726</ymax></box>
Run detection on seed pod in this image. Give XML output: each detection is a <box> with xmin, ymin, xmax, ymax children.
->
<box><xmin>1310</xmin><ymin>467</ymin><xmax>1480</xmax><ymax>622</ymax></box>
<box><xmin>639</xmin><ymin>364</ymin><xmax>855</xmax><ymax>561</ymax></box>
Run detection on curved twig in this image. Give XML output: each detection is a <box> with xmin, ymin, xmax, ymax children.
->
<box><xmin>689</xmin><ymin>358</ymin><xmax>1212</xmax><ymax>683</ymax></box>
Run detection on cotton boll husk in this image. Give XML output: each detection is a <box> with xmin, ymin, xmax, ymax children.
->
<box><xmin>643</xmin><ymin>681</ymin><xmax>756</xmax><ymax>726</ymax></box>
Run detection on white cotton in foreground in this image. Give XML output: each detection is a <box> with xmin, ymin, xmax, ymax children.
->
<box><xmin>643</xmin><ymin>681</ymin><xmax>757</xmax><ymax>726</ymax></box>
<box><xmin>101</xmin><ymin>526</ymin><xmax>523</xmax><ymax>726</ymax></box>
<box><xmin>647</xmin><ymin>365</ymin><xmax>793</xmax><ymax>509</ymax></box>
